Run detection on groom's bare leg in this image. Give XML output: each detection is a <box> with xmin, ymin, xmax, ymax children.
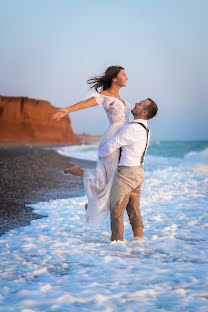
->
<box><xmin>64</xmin><ymin>165</ymin><xmax>84</xmax><ymax>177</ymax></box>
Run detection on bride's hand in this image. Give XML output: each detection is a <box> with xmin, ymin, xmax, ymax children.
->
<box><xmin>52</xmin><ymin>108</ymin><xmax>68</xmax><ymax>121</ymax></box>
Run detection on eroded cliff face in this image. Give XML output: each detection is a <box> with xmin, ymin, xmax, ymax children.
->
<box><xmin>0</xmin><ymin>95</ymin><xmax>79</xmax><ymax>144</ymax></box>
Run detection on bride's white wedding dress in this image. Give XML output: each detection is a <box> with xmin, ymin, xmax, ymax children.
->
<box><xmin>82</xmin><ymin>90</ymin><xmax>131</xmax><ymax>227</ymax></box>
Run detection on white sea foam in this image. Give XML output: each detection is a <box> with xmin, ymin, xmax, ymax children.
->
<box><xmin>0</xmin><ymin>153</ymin><xmax>208</xmax><ymax>311</ymax></box>
<box><xmin>55</xmin><ymin>143</ymin><xmax>99</xmax><ymax>161</ymax></box>
<box><xmin>0</xmin><ymin>144</ymin><xmax>207</xmax><ymax>311</ymax></box>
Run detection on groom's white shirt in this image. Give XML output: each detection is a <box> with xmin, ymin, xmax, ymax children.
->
<box><xmin>98</xmin><ymin>118</ymin><xmax>150</xmax><ymax>166</ymax></box>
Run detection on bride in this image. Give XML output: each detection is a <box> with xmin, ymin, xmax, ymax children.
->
<box><xmin>52</xmin><ymin>66</ymin><xmax>131</xmax><ymax>226</ymax></box>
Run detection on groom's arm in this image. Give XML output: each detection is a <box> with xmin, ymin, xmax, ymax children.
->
<box><xmin>98</xmin><ymin>124</ymin><xmax>137</xmax><ymax>158</ymax></box>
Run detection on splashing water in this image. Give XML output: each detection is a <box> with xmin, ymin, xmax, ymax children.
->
<box><xmin>0</xmin><ymin>141</ymin><xmax>208</xmax><ymax>311</ymax></box>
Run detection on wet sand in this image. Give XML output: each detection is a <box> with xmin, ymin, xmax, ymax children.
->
<box><xmin>0</xmin><ymin>145</ymin><xmax>95</xmax><ymax>236</ymax></box>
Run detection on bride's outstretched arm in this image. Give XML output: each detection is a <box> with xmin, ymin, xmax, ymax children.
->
<box><xmin>52</xmin><ymin>97</ymin><xmax>99</xmax><ymax>121</ymax></box>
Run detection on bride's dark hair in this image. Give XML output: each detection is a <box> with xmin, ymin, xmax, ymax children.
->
<box><xmin>87</xmin><ymin>66</ymin><xmax>124</xmax><ymax>91</ymax></box>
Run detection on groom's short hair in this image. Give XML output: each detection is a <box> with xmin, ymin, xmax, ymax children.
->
<box><xmin>145</xmin><ymin>98</ymin><xmax>158</xmax><ymax>119</ymax></box>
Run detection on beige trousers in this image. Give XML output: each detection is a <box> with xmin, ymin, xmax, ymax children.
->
<box><xmin>110</xmin><ymin>165</ymin><xmax>145</xmax><ymax>241</ymax></box>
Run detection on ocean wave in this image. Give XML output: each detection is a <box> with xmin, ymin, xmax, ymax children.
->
<box><xmin>53</xmin><ymin>143</ymin><xmax>208</xmax><ymax>170</ymax></box>
<box><xmin>185</xmin><ymin>147</ymin><xmax>208</xmax><ymax>160</ymax></box>
<box><xmin>148</xmin><ymin>141</ymin><xmax>208</xmax><ymax>159</ymax></box>
<box><xmin>146</xmin><ymin>147</ymin><xmax>208</xmax><ymax>172</ymax></box>
<box><xmin>55</xmin><ymin>143</ymin><xmax>99</xmax><ymax>161</ymax></box>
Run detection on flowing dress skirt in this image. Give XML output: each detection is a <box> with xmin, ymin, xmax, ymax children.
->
<box><xmin>83</xmin><ymin>122</ymin><xmax>124</xmax><ymax>227</ymax></box>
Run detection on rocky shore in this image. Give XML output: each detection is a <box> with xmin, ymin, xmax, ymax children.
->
<box><xmin>0</xmin><ymin>95</ymin><xmax>79</xmax><ymax>144</ymax></box>
<box><xmin>0</xmin><ymin>144</ymin><xmax>96</xmax><ymax>236</ymax></box>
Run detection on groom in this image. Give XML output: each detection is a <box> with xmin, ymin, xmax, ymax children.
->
<box><xmin>99</xmin><ymin>98</ymin><xmax>158</xmax><ymax>241</ymax></box>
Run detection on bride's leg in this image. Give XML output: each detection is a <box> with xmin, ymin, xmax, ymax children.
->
<box><xmin>64</xmin><ymin>165</ymin><xmax>84</xmax><ymax>177</ymax></box>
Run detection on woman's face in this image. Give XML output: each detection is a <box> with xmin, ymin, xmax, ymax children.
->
<box><xmin>113</xmin><ymin>69</ymin><xmax>128</xmax><ymax>87</ymax></box>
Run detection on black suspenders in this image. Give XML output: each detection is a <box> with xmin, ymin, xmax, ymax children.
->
<box><xmin>135</xmin><ymin>122</ymin><xmax>149</xmax><ymax>165</ymax></box>
<box><xmin>119</xmin><ymin>122</ymin><xmax>149</xmax><ymax>166</ymax></box>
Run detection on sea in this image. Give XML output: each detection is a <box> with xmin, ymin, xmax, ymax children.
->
<box><xmin>0</xmin><ymin>141</ymin><xmax>208</xmax><ymax>312</ymax></box>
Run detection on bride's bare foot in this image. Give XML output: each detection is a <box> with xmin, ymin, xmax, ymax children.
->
<box><xmin>64</xmin><ymin>165</ymin><xmax>84</xmax><ymax>177</ymax></box>
<box><xmin>85</xmin><ymin>203</ymin><xmax>88</xmax><ymax>211</ymax></box>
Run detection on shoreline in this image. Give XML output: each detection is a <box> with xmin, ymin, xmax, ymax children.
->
<box><xmin>0</xmin><ymin>145</ymin><xmax>96</xmax><ymax>236</ymax></box>
<box><xmin>0</xmin><ymin>134</ymin><xmax>101</xmax><ymax>147</ymax></box>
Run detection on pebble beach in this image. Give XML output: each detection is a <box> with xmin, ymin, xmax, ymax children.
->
<box><xmin>0</xmin><ymin>144</ymin><xmax>94</xmax><ymax>236</ymax></box>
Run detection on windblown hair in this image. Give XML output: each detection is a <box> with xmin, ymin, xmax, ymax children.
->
<box><xmin>87</xmin><ymin>66</ymin><xmax>124</xmax><ymax>91</ymax></box>
<box><xmin>146</xmin><ymin>98</ymin><xmax>158</xmax><ymax>119</ymax></box>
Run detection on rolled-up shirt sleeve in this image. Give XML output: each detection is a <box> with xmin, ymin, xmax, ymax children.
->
<box><xmin>98</xmin><ymin>124</ymin><xmax>137</xmax><ymax>158</ymax></box>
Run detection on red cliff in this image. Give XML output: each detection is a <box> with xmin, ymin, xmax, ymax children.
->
<box><xmin>0</xmin><ymin>95</ymin><xmax>79</xmax><ymax>144</ymax></box>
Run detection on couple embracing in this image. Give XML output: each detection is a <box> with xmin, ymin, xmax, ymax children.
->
<box><xmin>53</xmin><ymin>66</ymin><xmax>158</xmax><ymax>241</ymax></box>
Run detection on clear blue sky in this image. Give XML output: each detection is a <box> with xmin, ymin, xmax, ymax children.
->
<box><xmin>0</xmin><ymin>0</ymin><xmax>208</xmax><ymax>140</ymax></box>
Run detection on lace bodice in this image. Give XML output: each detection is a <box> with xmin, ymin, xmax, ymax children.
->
<box><xmin>95</xmin><ymin>94</ymin><xmax>131</xmax><ymax>125</ymax></box>
<box><xmin>84</xmin><ymin>90</ymin><xmax>131</xmax><ymax>125</ymax></box>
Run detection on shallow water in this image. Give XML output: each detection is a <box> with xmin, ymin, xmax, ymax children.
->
<box><xmin>0</xmin><ymin>141</ymin><xmax>208</xmax><ymax>311</ymax></box>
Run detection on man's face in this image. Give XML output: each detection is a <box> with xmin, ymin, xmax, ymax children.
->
<box><xmin>131</xmin><ymin>99</ymin><xmax>150</xmax><ymax>118</ymax></box>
